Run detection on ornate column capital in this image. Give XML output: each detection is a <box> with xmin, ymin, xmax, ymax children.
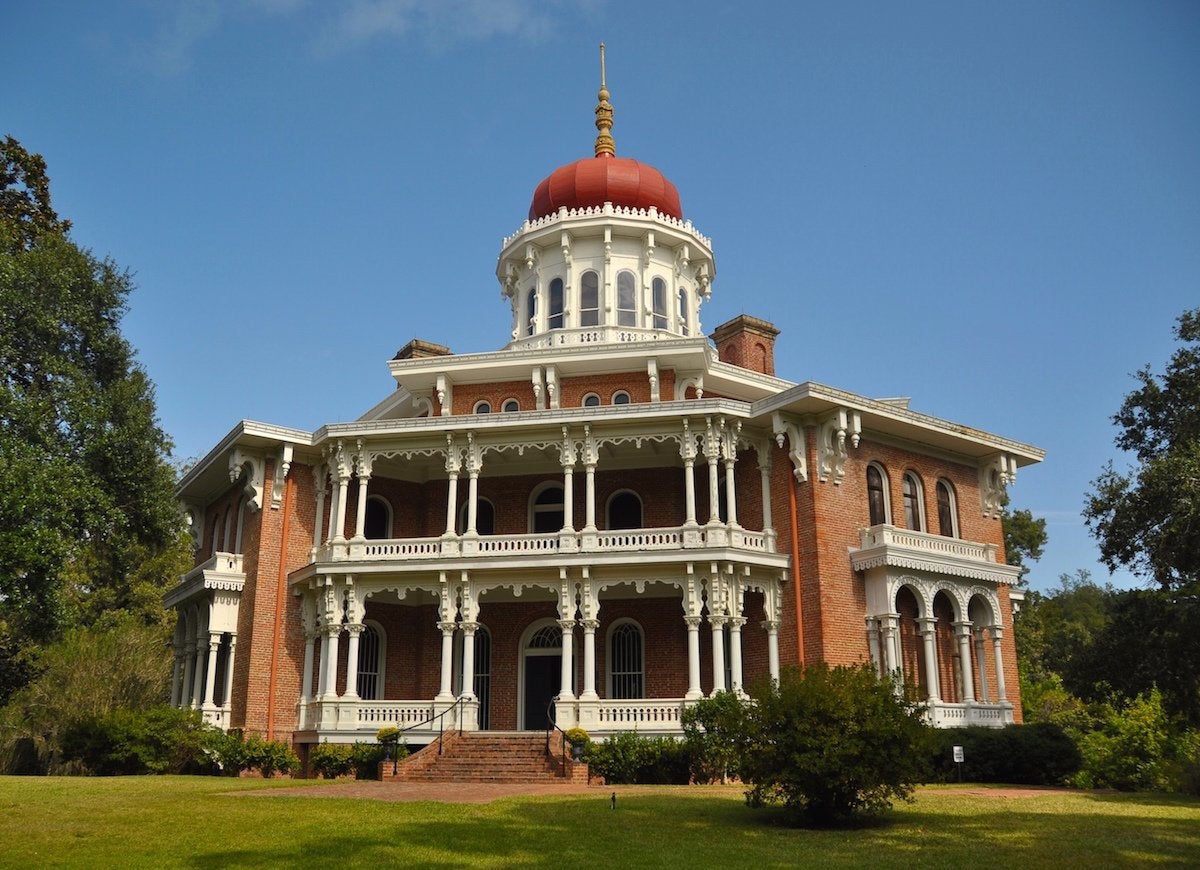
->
<box><xmin>438</xmin><ymin>621</ymin><xmax>458</xmax><ymax>635</ymax></box>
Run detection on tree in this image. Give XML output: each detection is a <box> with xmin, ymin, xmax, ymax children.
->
<box><xmin>1085</xmin><ymin>308</ymin><xmax>1200</xmax><ymax>591</ymax></box>
<box><xmin>681</xmin><ymin>690</ymin><xmax>748</xmax><ymax>783</ymax></box>
<box><xmin>1001</xmin><ymin>496</ymin><xmax>1047</xmax><ymax>584</ymax></box>
<box><xmin>0</xmin><ymin>137</ymin><xmax>182</xmax><ymax>703</ymax></box>
<box><xmin>740</xmin><ymin>664</ymin><xmax>932</xmax><ymax>827</ymax></box>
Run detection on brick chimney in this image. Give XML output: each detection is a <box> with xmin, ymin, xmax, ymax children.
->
<box><xmin>710</xmin><ymin>315</ymin><xmax>780</xmax><ymax>376</ymax></box>
<box><xmin>393</xmin><ymin>339</ymin><xmax>452</xmax><ymax>361</ymax></box>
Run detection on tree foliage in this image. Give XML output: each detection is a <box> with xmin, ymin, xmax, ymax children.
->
<box><xmin>1085</xmin><ymin>308</ymin><xmax>1200</xmax><ymax>591</ymax></box>
<box><xmin>740</xmin><ymin>664</ymin><xmax>932</xmax><ymax>827</ymax></box>
<box><xmin>1001</xmin><ymin>496</ymin><xmax>1047</xmax><ymax>584</ymax></box>
<box><xmin>0</xmin><ymin>136</ymin><xmax>182</xmax><ymax>703</ymax></box>
<box><xmin>681</xmin><ymin>690</ymin><xmax>748</xmax><ymax>784</ymax></box>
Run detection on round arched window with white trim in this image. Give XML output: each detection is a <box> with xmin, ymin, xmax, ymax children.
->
<box><xmin>608</xmin><ymin>620</ymin><xmax>644</xmax><ymax>699</ymax></box>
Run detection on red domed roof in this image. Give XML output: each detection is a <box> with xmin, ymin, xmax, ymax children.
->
<box><xmin>528</xmin><ymin>154</ymin><xmax>683</xmax><ymax>222</ymax></box>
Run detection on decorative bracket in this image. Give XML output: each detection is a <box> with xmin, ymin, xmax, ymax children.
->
<box><xmin>560</xmin><ymin>230</ymin><xmax>572</xmax><ymax>267</ymax></box>
<box><xmin>816</xmin><ymin>407</ymin><xmax>860</xmax><ymax>484</ymax></box>
<box><xmin>270</xmin><ymin>444</ymin><xmax>293</xmax><ymax>509</ymax></box>
<box><xmin>435</xmin><ymin>373</ymin><xmax>453</xmax><ymax>416</ymax></box>
<box><xmin>647</xmin><ymin>358</ymin><xmax>660</xmax><ymax>403</ymax></box>
<box><xmin>229</xmin><ymin>447</ymin><xmax>265</xmax><ymax>512</ymax></box>
<box><xmin>979</xmin><ymin>453</ymin><xmax>1016</xmax><ymax>518</ymax></box>
<box><xmin>772</xmin><ymin>412</ymin><xmax>808</xmax><ymax>483</ymax></box>
<box><xmin>532</xmin><ymin>367</ymin><xmax>545</xmax><ymax>411</ymax></box>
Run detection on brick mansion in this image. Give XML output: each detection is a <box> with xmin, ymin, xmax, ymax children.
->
<box><xmin>166</xmin><ymin>58</ymin><xmax>1042</xmax><ymax>758</ymax></box>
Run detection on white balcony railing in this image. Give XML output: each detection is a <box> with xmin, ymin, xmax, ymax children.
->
<box><xmin>317</xmin><ymin>523</ymin><xmax>778</xmax><ymax>565</ymax></box>
<box><xmin>596</xmin><ymin>699</ymin><xmax>686</xmax><ymax>728</ymax></box>
<box><xmin>927</xmin><ymin>701</ymin><xmax>1015</xmax><ymax>728</ymax></box>
<box><xmin>857</xmin><ymin>526</ymin><xmax>997</xmax><ymax>562</ymax></box>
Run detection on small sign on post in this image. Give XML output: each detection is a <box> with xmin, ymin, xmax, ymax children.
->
<box><xmin>953</xmin><ymin>745</ymin><xmax>964</xmax><ymax>781</ymax></box>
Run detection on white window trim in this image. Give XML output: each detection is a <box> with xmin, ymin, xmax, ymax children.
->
<box><xmin>867</xmin><ymin>462</ymin><xmax>892</xmax><ymax>526</ymax></box>
<box><xmin>606</xmin><ymin>618</ymin><xmax>646</xmax><ymax>699</ymax></box>
<box><xmin>357</xmin><ymin>619</ymin><xmax>387</xmax><ymax>701</ymax></box>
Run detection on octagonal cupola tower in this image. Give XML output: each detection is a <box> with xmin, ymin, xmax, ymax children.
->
<box><xmin>497</xmin><ymin>45</ymin><xmax>716</xmax><ymax>349</ymax></box>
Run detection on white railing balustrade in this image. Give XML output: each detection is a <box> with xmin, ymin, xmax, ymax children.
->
<box><xmin>476</xmin><ymin>533</ymin><xmax>560</xmax><ymax>554</ymax></box>
<box><xmin>597</xmin><ymin>699</ymin><xmax>686</xmax><ymax>728</ymax></box>
<box><xmin>927</xmin><ymin>701</ymin><xmax>1014</xmax><ymax>728</ymax></box>
<box><xmin>357</xmin><ymin>701</ymin><xmax>437</xmax><ymax>727</ymax></box>
<box><xmin>859</xmin><ymin>525</ymin><xmax>997</xmax><ymax>563</ymax></box>
<box><xmin>594</xmin><ymin>529</ymin><xmax>683</xmax><ymax>550</ymax></box>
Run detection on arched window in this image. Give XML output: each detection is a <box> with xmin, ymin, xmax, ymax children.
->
<box><xmin>210</xmin><ymin>514</ymin><xmax>222</xmax><ymax>557</ymax></box>
<box><xmin>609</xmin><ymin>620</ymin><xmax>644</xmax><ymax>699</ymax></box>
<box><xmin>502</xmin><ymin>399</ymin><xmax>519</xmax><ymax>412</ymax></box>
<box><xmin>678</xmin><ymin>288</ymin><xmax>690</xmax><ymax>336</ymax></box>
<box><xmin>606</xmin><ymin>490</ymin><xmax>642</xmax><ymax>530</ymax></box>
<box><xmin>616</xmin><ymin>270</ymin><xmax>637</xmax><ymax>327</ymax></box>
<box><xmin>651</xmin><ymin>277</ymin><xmax>668</xmax><ymax>330</ymax></box>
<box><xmin>903</xmin><ymin>472</ymin><xmax>924</xmax><ymax>532</ymax></box>
<box><xmin>936</xmin><ymin>480</ymin><xmax>958</xmax><ymax>537</ymax></box>
<box><xmin>530</xmin><ymin>484</ymin><xmax>564</xmax><ymax>533</ymax></box>
<box><xmin>473</xmin><ymin>400</ymin><xmax>491</xmax><ymax>414</ymax></box>
<box><xmin>356</xmin><ymin>621</ymin><xmax>385</xmax><ymax>700</ymax></box>
<box><xmin>867</xmin><ymin>464</ymin><xmax>889</xmax><ymax>526</ymax></box>
<box><xmin>364</xmin><ymin>496</ymin><xmax>392</xmax><ymax>540</ymax></box>
<box><xmin>580</xmin><ymin>271</ymin><xmax>599</xmax><ymax>327</ymax></box>
<box><xmin>582</xmin><ymin>393</ymin><xmax>601</xmax><ymax>407</ymax></box>
<box><xmin>526</xmin><ymin>287</ymin><xmax>537</xmax><ymax>336</ymax></box>
<box><xmin>474</xmin><ymin>627</ymin><xmax>492</xmax><ymax>729</ymax></box>
<box><xmin>612</xmin><ymin>391</ymin><xmax>631</xmax><ymax>405</ymax></box>
<box><xmin>458</xmin><ymin>497</ymin><xmax>496</xmax><ymax>536</ymax></box>
<box><xmin>548</xmin><ymin>277</ymin><xmax>564</xmax><ymax>330</ymax></box>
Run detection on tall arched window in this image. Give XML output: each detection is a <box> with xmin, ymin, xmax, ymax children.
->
<box><xmin>616</xmin><ymin>270</ymin><xmax>637</xmax><ymax>327</ymax></box>
<box><xmin>606</xmin><ymin>490</ymin><xmax>642</xmax><ymax>530</ymax></box>
<box><xmin>867</xmin><ymin>464</ymin><xmax>889</xmax><ymax>526</ymax></box>
<box><xmin>609</xmin><ymin>621</ymin><xmax>644</xmax><ymax>699</ymax></box>
<box><xmin>474</xmin><ymin>627</ymin><xmax>492</xmax><ymax>729</ymax></box>
<box><xmin>364</xmin><ymin>496</ymin><xmax>392</xmax><ymax>540</ymax></box>
<box><xmin>651</xmin><ymin>277</ymin><xmax>668</xmax><ymax>330</ymax></box>
<box><xmin>458</xmin><ymin>498</ymin><xmax>495</xmax><ymax>535</ymax></box>
<box><xmin>903</xmin><ymin>472</ymin><xmax>924</xmax><ymax>531</ymax></box>
<box><xmin>526</xmin><ymin>286</ymin><xmax>537</xmax><ymax>336</ymax></box>
<box><xmin>548</xmin><ymin>277</ymin><xmax>564</xmax><ymax>330</ymax></box>
<box><xmin>936</xmin><ymin>480</ymin><xmax>958</xmax><ymax>537</ymax></box>
<box><xmin>580</xmin><ymin>271</ymin><xmax>599</xmax><ymax>327</ymax></box>
<box><xmin>678</xmin><ymin>288</ymin><xmax>690</xmax><ymax>336</ymax></box>
<box><xmin>356</xmin><ymin>621</ymin><xmax>385</xmax><ymax>700</ymax></box>
<box><xmin>530</xmin><ymin>484</ymin><xmax>564</xmax><ymax>533</ymax></box>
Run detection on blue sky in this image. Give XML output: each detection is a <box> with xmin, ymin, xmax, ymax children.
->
<box><xmin>5</xmin><ymin>1</ymin><xmax>1198</xmax><ymax>592</ymax></box>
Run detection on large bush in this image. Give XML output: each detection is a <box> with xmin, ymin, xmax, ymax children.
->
<box><xmin>741</xmin><ymin>663</ymin><xmax>932</xmax><ymax>827</ymax></box>
<box><xmin>682</xmin><ymin>691</ymin><xmax>748</xmax><ymax>784</ymax></box>
<box><xmin>59</xmin><ymin>706</ymin><xmax>211</xmax><ymax>775</ymax></box>
<box><xmin>928</xmin><ymin>723</ymin><xmax>1082</xmax><ymax>785</ymax></box>
<box><xmin>1074</xmin><ymin>689</ymin><xmax>1174</xmax><ymax>791</ymax></box>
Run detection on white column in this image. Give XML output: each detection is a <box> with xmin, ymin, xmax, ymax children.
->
<box><xmin>222</xmin><ymin>636</ymin><xmax>237</xmax><ymax>711</ymax></box>
<box><xmin>759</xmin><ymin>456</ymin><xmax>774</xmax><ymax>538</ymax></box>
<box><xmin>320</xmin><ymin>626</ymin><xmax>342</xmax><ymax>699</ymax></box>
<box><xmin>866</xmin><ymin>617</ymin><xmax>883</xmax><ymax>679</ymax></box>
<box><xmin>316</xmin><ymin>630</ymin><xmax>330</xmax><ymax>700</ymax></box>
<box><xmin>880</xmin><ymin>614</ymin><xmax>899</xmax><ymax>678</ymax></box>
<box><xmin>343</xmin><ymin>624</ymin><xmax>363</xmax><ymax>699</ymax></box>
<box><xmin>709</xmin><ymin>615</ymin><xmax>727</xmax><ymax>695</ymax></box>
<box><xmin>764</xmin><ymin>620</ymin><xmax>780</xmax><ymax>683</ymax></box>
<box><xmin>561</xmin><ymin>465</ymin><xmax>575</xmax><ymax>532</ymax></box>
<box><xmin>684</xmin><ymin>616</ymin><xmax>703</xmax><ymax>699</ymax></box>
<box><xmin>918</xmin><ymin>617</ymin><xmax>941</xmax><ymax>702</ymax></box>
<box><xmin>466</xmin><ymin>471</ymin><xmax>479</xmax><ymax>534</ymax></box>
<box><xmin>202</xmin><ymin>633</ymin><xmax>220</xmax><ymax>708</ymax></box>
<box><xmin>312</xmin><ymin>467</ymin><xmax>327</xmax><ymax>548</ymax></box>
<box><xmin>353</xmin><ymin>473</ymin><xmax>370</xmax><ymax>540</ymax></box>
<box><xmin>190</xmin><ymin>636</ymin><xmax>207</xmax><ymax>707</ymax></box>
<box><xmin>436</xmin><ymin>622</ymin><xmax>456</xmax><ymax>702</ymax></box>
<box><xmin>706</xmin><ymin>451</ymin><xmax>721</xmax><ymax>524</ymax></box>
<box><xmin>723</xmin><ymin>457</ymin><xmax>739</xmax><ymax>527</ymax></box>
<box><xmin>683</xmin><ymin>457</ymin><xmax>697</xmax><ymax>526</ymax></box>
<box><xmin>333</xmin><ymin>471</ymin><xmax>350</xmax><ymax>544</ymax></box>
<box><xmin>974</xmin><ymin>629</ymin><xmax>989</xmax><ymax>703</ymax></box>
<box><xmin>583</xmin><ymin>463</ymin><xmax>597</xmax><ymax>531</ymax></box>
<box><xmin>991</xmin><ymin>626</ymin><xmax>1008</xmax><ymax>701</ymax></box>
<box><xmin>301</xmin><ymin>631</ymin><xmax>317</xmax><ymax>703</ymax></box>
<box><xmin>444</xmin><ymin>472</ymin><xmax>460</xmax><ymax>535</ymax></box>
<box><xmin>580</xmin><ymin>619</ymin><xmax>599</xmax><ymax>700</ymax></box>
<box><xmin>181</xmin><ymin>644</ymin><xmax>196</xmax><ymax>709</ymax></box>
<box><xmin>171</xmin><ymin>648</ymin><xmax>185</xmax><ymax>707</ymax></box>
<box><xmin>460</xmin><ymin>623</ymin><xmax>477</xmax><ymax>699</ymax></box>
<box><xmin>955</xmin><ymin>622</ymin><xmax>976</xmax><ymax>702</ymax></box>
<box><xmin>558</xmin><ymin>619</ymin><xmax>576</xmax><ymax>700</ymax></box>
<box><xmin>728</xmin><ymin>617</ymin><xmax>745</xmax><ymax>694</ymax></box>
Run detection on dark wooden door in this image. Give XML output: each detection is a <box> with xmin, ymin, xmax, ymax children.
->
<box><xmin>524</xmin><ymin>656</ymin><xmax>559</xmax><ymax>730</ymax></box>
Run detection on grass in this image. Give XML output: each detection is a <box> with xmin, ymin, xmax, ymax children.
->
<box><xmin>0</xmin><ymin>777</ymin><xmax>1197</xmax><ymax>868</ymax></box>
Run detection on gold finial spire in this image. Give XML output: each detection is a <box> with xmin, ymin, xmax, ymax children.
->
<box><xmin>594</xmin><ymin>42</ymin><xmax>615</xmax><ymax>157</ymax></box>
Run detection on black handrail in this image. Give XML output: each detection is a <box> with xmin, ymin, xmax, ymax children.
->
<box><xmin>543</xmin><ymin>699</ymin><xmax>569</xmax><ymax>777</ymax></box>
<box><xmin>396</xmin><ymin>696</ymin><xmax>465</xmax><ymax>757</ymax></box>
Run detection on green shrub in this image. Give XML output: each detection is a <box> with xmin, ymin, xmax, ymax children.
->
<box><xmin>241</xmin><ymin>735</ymin><xmax>299</xmax><ymax>778</ymax></box>
<box><xmin>1165</xmin><ymin>729</ymin><xmax>1200</xmax><ymax>796</ymax></box>
<box><xmin>1074</xmin><ymin>689</ymin><xmax>1172</xmax><ymax>791</ymax></box>
<box><xmin>58</xmin><ymin>706</ymin><xmax>212</xmax><ymax>776</ymax></box>
<box><xmin>310</xmin><ymin>743</ymin><xmax>354</xmax><ymax>779</ymax></box>
<box><xmin>928</xmin><ymin>723</ymin><xmax>1081</xmax><ymax>785</ymax></box>
<box><xmin>740</xmin><ymin>663</ymin><xmax>933</xmax><ymax>827</ymax></box>
<box><xmin>682</xmin><ymin>691</ymin><xmax>749</xmax><ymax>784</ymax></box>
<box><xmin>351</xmin><ymin>741</ymin><xmax>393</xmax><ymax>780</ymax></box>
<box><xmin>586</xmin><ymin>732</ymin><xmax>690</xmax><ymax>784</ymax></box>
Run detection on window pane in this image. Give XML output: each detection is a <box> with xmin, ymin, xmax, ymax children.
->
<box><xmin>903</xmin><ymin>474</ymin><xmax>922</xmax><ymax>531</ymax></box>
<box><xmin>652</xmin><ymin>278</ymin><xmax>668</xmax><ymax>330</ymax></box>
<box><xmin>549</xmin><ymin>278</ymin><xmax>564</xmax><ymax>330</ymax></box>
<box><xmin>867</xmin><ymin>466</ymin><xmax>886</xmax><ymax>525</ymax></box>
<box><xmin>580</xmin><ymin>271</ymin><xmax>599</xmax><ymax>327</ymax></box>
<box><xmin>617</xmin><ymin>271</ymin><xmax>636</xmax><ymax>327</ymax></box>
<box><xmin>678</xmin><ymin>289</ymin><xmax>689</xmax><ymax>335</ymax></box>
<box><xmin>526</xmin><ymin>288</ymin><xmax>536</xmax><ymax>336</ymax></box>
<box><xmin>937</xmin><ymin>481</ymin><xmax>955</xmax><ymax>537</ymax></box>
<box><xmin>610</xmin><ymin>623</ymin><xmax>644</xmax><ymax>699</ymax></box>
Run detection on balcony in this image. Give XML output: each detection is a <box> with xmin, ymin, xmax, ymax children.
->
<box><xmin>164</xmin><ymin>552</ymin><xmax>245</xmax><ymax>608</ymax></box>
<box><xmin>927</xmin><ymin>701</ymin><xmax>1015</xmax><ymax>728</ymax></box>
<box><xmin>314</xmin><ymin>525</ymin><xmax>775</xmax><ymax>565</ymax></box>
<box><xmin>850</xmin><ymin>525</ymin><xmax>1020</xmax><ymax>585</ymax></box>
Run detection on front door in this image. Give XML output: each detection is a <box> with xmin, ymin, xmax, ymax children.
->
<box><xmin>523</xmin><ymin>655</ymin><xmax>559</xmax><ymax>730</ymax></box>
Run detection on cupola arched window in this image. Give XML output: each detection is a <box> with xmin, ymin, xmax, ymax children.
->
<box><xmin>616</xmin><ymin>271</ymin><xmax>637</xmax><ymax>327</ymax></box>
<box><xmin>502</xmin><ymin>399</ymin><xmax>519</xmax><ymax>412</ymax></box>
<box><xmin>678</xmin><ymin>288</ymin><xmax>690</xmax><ymax>336</ymax></box>
<box><xmin>474</xmin><ymin>400</ymin><xmax>491</xmax><ymax>414</ymax></box>
<box><xmin>867</xmin><ymin>464</ymin><xmax>889</xmax><ymax>526</ymax></box>
<box><xmin>530</xmin><ymin>484</ymin><xmax>565</xmax><ymax>533</ymax></box>
<box><xmin>580</xmin><ymin>271</ymin><xmax>599</xmax><ymax>327</ymax></box>
<box><xmin>526</xmin><ymin>287</ymin><xmax>537</xmax><ymax>336</ymax></box>
<box><xmin>364</xmin><ymin>496</ymin><xmax>392</xmax><ymax>540</ymax></box>
<box><xmin>936</xmin><ymin>479</ymin><xmax>958</xmax><ymax>537</ymax></box>
<box><xmin>582</xmin><ymin>393</ymin><xmax>601</xmax><ymax>407</ymax></box>
<box><xmin>903</xmin><ymin>472</ymin><xmax>924</xmax><ymax>532</ymax></box>
<box><xmin>612</xmin><ymin>391</ymin><xmax>631</xmax><ymax>405</ymax></box>
<box><xmin>548</xmin><ymin>277</ymin><xmax>564</xmax><ymax>330</ymax></box>
<box><xmin>652</xmin><ymin>277</ymin><xmax>668</xmax><ymax>330</ymax></box>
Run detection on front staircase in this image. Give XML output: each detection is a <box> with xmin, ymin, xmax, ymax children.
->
<box><xmin>383</xmin><ymin>731</ymin><xmax>589</xmax><ymax>784</ymax></box>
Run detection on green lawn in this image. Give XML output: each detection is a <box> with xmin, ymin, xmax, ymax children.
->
<box><xmin>0</xmin><ymin>777</ymin><xmax>1197</xmax><ymax>868</ymax></box>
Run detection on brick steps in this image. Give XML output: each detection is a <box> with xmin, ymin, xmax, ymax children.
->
<box><xmin>384</xmin><ymin>732</ymin><xmax>588</xmax><ymax>784</ymax></box>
